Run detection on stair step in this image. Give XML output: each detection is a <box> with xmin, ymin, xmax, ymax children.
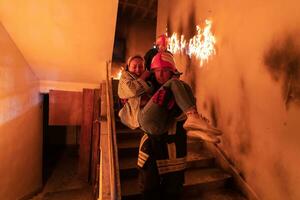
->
<box><xmin>117</xmin><ymin>136</ymin><xmax>204</xmax><ymax>151</ymax></box>
<box><xmin>120</xmin><ymin>175</ymin><xmax>140</xmax><ymax>199</ymax></box>
<box><xmin>184</xmin><ymin>168</ymin><xmax>232</xmax><ymax>193</ymax></box>
<box><xmin>42</xmin><ymin>187</ymin><xmax>93</xmax><ymax>200</ymax></box>
<box><xmin>121</xmin><ymin>167</ymin><xmax>232</xmax><ymax>198</ymax></box>
<box><xmin>118</xmin><ymin>138</ymin><xmax>140</xmax><ymax>149</ymax></box>
<box><xmin>117</xmin><ymin>137</ymin><xmax>140</xmax><ymax>157</ymax></box>
<box><xmin>119</xmin><ymin>150</ymin><xmax>214</xmax><ymax>172</ymax></box>
<box><xmin>184</xmin><ymin>188</ymin><xmax>247</xmax><ymax>200</ymax></box>
<box><xmin>119</xmin><ymin>150</ymin><xmax>215</xmax><ymax>179</ymax></box>
<box><xmin>116</xmin><ymin>127</ymin><xmax>142</xmax><ymax>134</ymax></box>
<box><xmin>117</xmin><ymin>136</ymin><xmax>204</xmax><ymax>158</ymax></box>
<box><xmin>187</xmin><ymin>150</ymin><xmax>215</xmax><ymax>169</ymax></box>
<box><xmin>115</xmin><ymin>119</ymin><xmax>131</xmax><ymax>129</ymax></box>
<box><xmin>116</xmin><ymin>127</ymin><xmax>144</xmax><ymax>140</ymax></box>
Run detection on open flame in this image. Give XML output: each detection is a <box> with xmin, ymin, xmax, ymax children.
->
<box><xmin>114</xmin><ymin>69</ymin><xmax>122</xmax><ymax>80</ymax></box>
<box><xmin>116</xmin><ymin>70</ymin><xmax>122</xmax><ymax>79</ymax></box>
<box><xmin>167</xmin><ymin>20</ymin><xmax>216</xmax><ymax>67</ymax></box>
<box><xmin>113</xmin><ymin>20</ymin><xmax>215</xmax><ymax>79</ymax></box>
<box><xmin>113</xmin><ymin>68</ymin><xmax>123</xmax><ymax>80</ymax></box>
<box><xmin>168</xmin><ymin>33</ymin><xmax>187</xmax><ymax>54</ymax></box>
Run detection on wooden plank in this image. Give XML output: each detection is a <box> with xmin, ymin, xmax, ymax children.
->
<box><xmin>105</xmin><ymin>61</ymin><xmax>121</xmax><ymax>200</ymax></box>
<box><xmin>49</xmin><ymin>90</ymin><xmax>82</xmax><ymax>125</ymax></box>
<box><xmin>91</xmin><ymin>88</ymin><xmax>101</xmax><ymax>187</ymax></box>
<box><xmin>99</xmin><ymin>82</ymin><xmax>112</xmax><ymax>199</ymax></box>
<box><xmin>98</xmin><ymin>61</ymin><xmax>122</xmax><ymax>199</ymax></box>
<box><xmin>107</xmin><ymin>79</ymin><xmax>121</xmax><ymax>200</ymax></box>
<box><xmin>78</xmin><ymin>89</ymin><xmax>94</xmax><ymax>181</ymax></box>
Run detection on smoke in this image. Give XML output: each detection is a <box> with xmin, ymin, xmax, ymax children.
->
<box><xmin>264</xmin><ymin>32</ymin><xmax>300</xmax><ymax>108</ymax></box>
<box><xmin>272</xmin><ymin>159</ymin><xmax>292</xmax><ymax>198</ymax></box>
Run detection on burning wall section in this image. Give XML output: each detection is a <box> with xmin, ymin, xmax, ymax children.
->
<box><xmin>157</xmin><ymin>0</ymin><xmax>300</xmax><ymax>199</ymax></box>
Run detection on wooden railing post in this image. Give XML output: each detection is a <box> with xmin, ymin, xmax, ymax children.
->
<box><xmin>98</xmin><ymin>60</ymin><xmax>121</xmax><ymax>200</ymax></box>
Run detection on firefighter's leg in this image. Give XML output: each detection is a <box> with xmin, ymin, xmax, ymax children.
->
<box><xmin>139</xmin><ymin>157</ymin><xmax>161</xmax><ymax>200</ymax></box>
<box><xmin>160</xmin><ymin>171</ymin><xmax>185</xmax><ymax>200</ymax></box>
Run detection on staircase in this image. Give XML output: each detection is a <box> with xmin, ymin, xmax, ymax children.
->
<box><xmin>112</xmin><ymin>80</ymin><xmax>247</xmax><ymax>200</ymax></box>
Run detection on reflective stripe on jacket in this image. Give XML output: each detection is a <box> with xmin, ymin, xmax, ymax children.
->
<box><xmin>137</xmin><ymin>114</ymin><xmax>187</xmax><ymax>175</ymax></box>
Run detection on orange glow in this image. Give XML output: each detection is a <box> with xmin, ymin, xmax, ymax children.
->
<box><xmin>188</xmin><ymin>20</ymin><xmax>216</xmax><ymax>66</ymax></box>
<box><xmin>115</xmin><ymin>70</ymin><xmax>122</xmax><ymax>80</ymax></box>
<box><xmin>113</xmin><ymin>68</ymin><xmax>123</xmax><ymax>80</ymax></box>
<box><xmin>167</xmin><ymin>20</ymin><xmax>216</xmax><ymax>67</ymax></box>
<box><xmin>167</xmin><ymin>33</ymin><xmax>187</xmax><ymax>54</ymax></box>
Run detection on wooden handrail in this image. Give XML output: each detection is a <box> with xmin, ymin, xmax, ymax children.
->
<box><xmin>98</xmin><ymin>61</ymin><xmax>121</xmax><ymax>200</ymax></box>
<box><xmin>106</xmin><ymin>61</ymin><xmax>121</xmax><ymax>200</ymax></box>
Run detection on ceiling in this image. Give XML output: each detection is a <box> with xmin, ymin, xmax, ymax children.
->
<box><xmin>118</xmin><ymin>0</ymin><xmax>157</xmax><ymax>22</ymax></box>
<box><xmin>0</xmin><ymin>0</ymin><xmax>118</xmax><ymax>90</ymax></box>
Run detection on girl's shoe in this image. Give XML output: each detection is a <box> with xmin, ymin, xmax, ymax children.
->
<box><xmin>183</xmin><ymin>113</ymin><xmax>222</xmax><ymax>135</ymax></box>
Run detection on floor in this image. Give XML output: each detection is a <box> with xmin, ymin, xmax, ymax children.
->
<box><xmin>30</xmin><ymin>146</ymin><xmax>93</xmax><ymax>200</ymax></box>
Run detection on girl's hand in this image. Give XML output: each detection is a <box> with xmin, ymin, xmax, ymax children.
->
<box><xmin>140</xmin><ymin>70</ymin><xmax>151</xmax><ymax>80</ymax></box>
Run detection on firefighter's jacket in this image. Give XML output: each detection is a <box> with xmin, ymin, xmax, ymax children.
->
<box><xmin>138</xmin><ymin>114</ymin><xmax>187</xmax><ymax>175</ymax></box>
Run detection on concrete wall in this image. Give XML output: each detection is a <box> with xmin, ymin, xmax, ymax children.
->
<box><xmin>0</xmin><ymin>0</ymin><xmax>118</xmax><ymax>90</ymax></box>
<box><xmin>0</xmin><ymin>22</ymin><xmax>43</xmax><ymax>199</ymax></box>
<box><xmin>157</xmin><ymin>1</ymin><xmax>300</xmax><ymax>199</ymax></box>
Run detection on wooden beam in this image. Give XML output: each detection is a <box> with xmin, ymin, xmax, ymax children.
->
<box><xmin>99</xmin><ymin>63</ymin><xmax>121</xmax><ymax>199</ymax></box>
<box><xmin>99</xmin><ymin>83</ymin><xmax>111</xmax><ymax>199</ymax></box>
<box><xmin>91</xmin><ymin>88</ymin><xmax>101</xmax><ymax>189</ymax></box>
<box><xmin>78</xmin><ymin>89</ymin><xmax>95</xmax><ymax>181</ymax></box>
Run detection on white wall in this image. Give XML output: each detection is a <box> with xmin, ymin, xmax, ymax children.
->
<box><xmin>0</xmin><ymin>22</ymin><xmax>43</xmax><ymax>200</ymax></box>
<box><xmin>157</xmin><ymin>1</ymin><xmax>300</xmax><ymax>199</ymax></box>
<box><xmin>0</xmin><ymin>0</ymin><xmax>118</xmax><ymax>91</ymax></box>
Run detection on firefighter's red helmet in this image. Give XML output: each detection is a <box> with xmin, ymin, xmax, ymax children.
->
<box><xmin>151</xmin><ymin>52</ymin><xmax>176</xmax><ymax>72</ymax></box>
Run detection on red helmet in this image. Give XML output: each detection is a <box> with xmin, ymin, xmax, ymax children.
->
<box><xmin>156</xmin><ymin>34</ymin><xmax>168</xmax><ymax>50</ymax></box>
<box><xmin>151</xmin><ymin>52</ymin><xmax>176</xmax><ymax>72</ymax></box>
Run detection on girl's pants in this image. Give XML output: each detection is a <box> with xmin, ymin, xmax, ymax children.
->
<box><xmin>138</xmin><ymin>78</ymin><xmax>195</xmax><ymax>135</ymax></box>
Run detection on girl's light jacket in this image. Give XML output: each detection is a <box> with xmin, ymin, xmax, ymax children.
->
<box><xmin>118</xmin><ymin>70</ymin><xmax>151</xmax><ymax>129</ymax></box>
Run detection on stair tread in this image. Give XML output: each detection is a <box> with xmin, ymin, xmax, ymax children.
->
<box><xmin>121</xmin><ymin>175</ymin><xmax>139</xmax><ymax>197</ymax></box>
<box><xmin>188</xmin><ymin>150</ymin><xmax>213</xmax><ymax>162</ymax></box>
<box><xmin>116</xmin><ymin>127</ymin><xmax>143</xmax><ymax>134</ymax></box>
<box><xmin>121</xmin><ymin>167</ymin><xmax>231</xmax><ymax>196</ymax></box>
<box><xmin>42</xmin><ymin>187</ymin><xmax>93</xmax><ymax>200</ymax></box>
<box><xmin>184</xmin><ymin>168</ymin><xmax>231</xmax><ymax>187</ymax></box>
<box><xmin>185</xmin><ymin>189</ymin><xmax>246</xmax><ymax>200</ymax></box>
<box><xmin>117</xmin><ymin>136</ymin><xmax>203</xmax><ymax>150</ymax></box>
<box><xmin>119</xmin><ymin>150</ymin><xmax>214</xmax><ymax>170</ymax></box>
<box><xmin>186</xmin><ymin>188</ymin><xmax>247</xmax><ymax>200</ymax></box>
<box><xmin>117</xmin><ymin>138</ymin><xmax>140</xmax><ymax>149</ymax></box>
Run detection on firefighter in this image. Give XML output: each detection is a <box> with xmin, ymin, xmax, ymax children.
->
<box><xmin>144</xmin><ymin>34</ymin><xmax>169</xmax><ymax>71</ymax></box>
<box><xmin>137</xmin><ymin>52</ymin><xmax>222</xmax><ymax>200</ymax></box>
